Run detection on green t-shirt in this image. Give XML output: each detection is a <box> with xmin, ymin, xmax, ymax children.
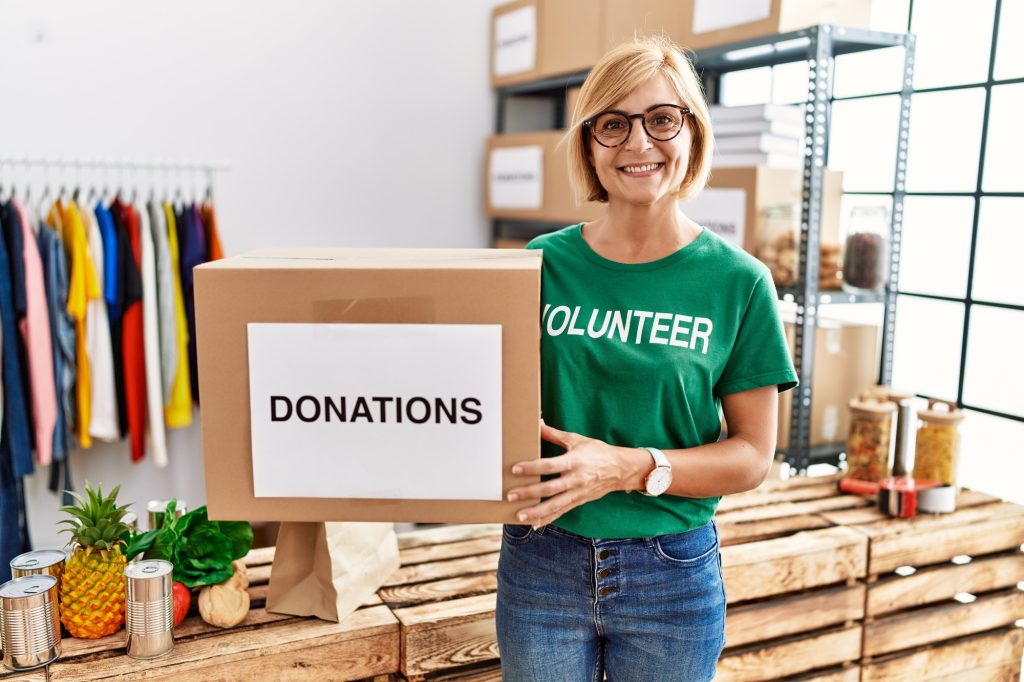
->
<box><xmin>526</xmin><ymin>224</ymin><xmax>798</xmax><ymax>539</ymax></box>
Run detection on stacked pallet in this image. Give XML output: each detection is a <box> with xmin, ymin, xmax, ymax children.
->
<box><xmin>820</xmin><ymin>492</ymin><xmax>1024</xmax><ymax>681</ymax></box>
<box><xmin>0</xmin><ymin>547</ymin><xmax>398</xmax><ymax>681</ymax></box>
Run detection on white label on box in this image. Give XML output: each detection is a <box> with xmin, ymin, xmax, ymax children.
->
<box><xmin>681</xmin><ymin>189</ymin><xmax>746</xmax><ymax>248</ymax></box>
<box><xmin>490</xmin><ymin>146</ymin><xmax>544</xmax><ymax>209</ymax></box>
<box><xmin>247</xmin><ymin>323</ymin><xmax>503</xmax><ymax>501</ymax></box>
<box><xmin>693</xmin><ymin>0</ymin><xmax>772</xmax><ymax>33</ymax></box>
<box><xmin>494</xmin><ymin>5</ymin><xmax>536</xmax><ymax>76</ymax></box>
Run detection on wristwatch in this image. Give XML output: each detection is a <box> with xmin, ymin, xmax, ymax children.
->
<box><xmin>640</xmin><ymin>447</ymin><xmax>672</xmax><ymax>497</ymax></box>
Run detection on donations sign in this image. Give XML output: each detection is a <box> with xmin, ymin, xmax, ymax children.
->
<box><xmin>247</xmin><ymin>323</ymin><xmax>503</xmax><ymax>501</ymax></box>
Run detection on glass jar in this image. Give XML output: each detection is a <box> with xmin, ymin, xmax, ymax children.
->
<box><xmin>757</xmin><ymin>203</ymin><xmax>800</xmax><ymax>287</ymax></box>
<box><xmin>844</xmin><ymin>394</ymin><xmax>896</xmax><ymax>482</ymax></box>
<box><xmin>913</xmin><ymin>400</ymin><xmax>964</xmax><ymax>485</ymax></box>
<box><xmin>842</xmin><ymin>205</ymin><xmax>890</xmax><ymax>293</ymax></box>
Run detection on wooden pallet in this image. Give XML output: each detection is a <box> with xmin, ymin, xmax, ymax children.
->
<box><xmin>0</xmin><ymin>547</ymin><xmax>398</xmax><ymax>681</ymax></box>
<box><xmin>819</xmin><ymin>489</ymin><xmax>1024</xmax><ymax>672</ymax></box>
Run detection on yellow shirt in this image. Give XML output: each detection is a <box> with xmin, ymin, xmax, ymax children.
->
<box><xmin>52</xmin><ymin>200</ymin><xmax>101</xmax><ymax>449</ymax></box>
<box><xmin>163</xmin><ymin>202</ymin><xmax>193</xmax><ymax>427</ymax></box>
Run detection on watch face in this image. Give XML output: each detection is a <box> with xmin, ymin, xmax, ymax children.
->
<box><xmin>646</xmin><ymin>467</ymin><xmax>672</xmax><ymax>496</ymax></box>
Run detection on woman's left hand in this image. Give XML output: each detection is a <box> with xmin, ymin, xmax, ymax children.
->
<box><xmin>506</xmin><ymin>422</ymin><xmax>649</xmax><ymax>528</ymax></box>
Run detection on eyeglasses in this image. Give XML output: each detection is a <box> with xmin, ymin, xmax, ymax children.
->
<box><xmin>584</xmin><ymin>104</ymin><xmax>691</xmax><ymax>148</ymax></box>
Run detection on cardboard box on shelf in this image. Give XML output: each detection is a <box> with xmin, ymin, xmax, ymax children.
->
<box><xmin>485</xmin><ymin>130</ymin><xmax>606</xmax><ymax>224</ymax></box>
<box><xmin>604</xmin><ymin>0</ymin><xmax>872</xmax><ymax>53</ymax></box>
<box><xmin>491</xmin><ymin>0</ymin><xmax>603</xmax><ymax>88</ymax></box>
<box><xmin>777</xmin><ymin>317</ymin><xmax>880</xmax><ymax>449</ymax></box>
<box><xmin>194</xmin><ymin>248</ymin><xmax>541</xmax><ymax>524</ymax></box>
<box><xmin>681</xmin><ymin>165</ymin><xmax>843</xmax><ymax>258</ymax></box>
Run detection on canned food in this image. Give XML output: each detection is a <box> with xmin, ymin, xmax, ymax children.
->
<box><xmin>10</xmin><ymin>549</ymin><xmax>66</xmax><ymax>581</ymax></box>
<box><xmin>124</xmin><ymin>560</ymin><xmax>174</xmax><ymax>659</ymax></box>
<box><xmin>146</xmin><ymin>500</ymin><xmax>186</xmax><ymax>530</ymax></box>
<box><xmin>0</xmin><ymin>575</ymin><xmax>61</xmax><ymax>671</ymax></box>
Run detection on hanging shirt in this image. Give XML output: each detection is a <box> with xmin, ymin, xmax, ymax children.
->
<box><xmin>146</xmin><ymin>200</ymin><xmax>177</xmax><ymax>403</ymax></box>
<box><xmin>37</xmin><ymin>219</ymin><xmax>76</xmax><ymax>496</ymax></box>
<box><xmin>200</xmin><ymin>200</ymin><xmax>224</xmax><ymax>261</ymax></box>
<box><xmin>162</xmin><ymin>202</ymin><xmax>192</xmax><ymax>428</ymax></box>
<box><xmin>82</xmin><ymin>201</ymin><xmax>119</xmax><ymax>442</ymax></box>
<box><xmin>55</xmin><ymin>200</ymin><xmax>101</xmax><ymax>449</ymax></box>
<box><xmin>13</xmin><ymin>200</ymin><xmax>56</xmax><ymax>465</ymax></box>
<box><xmin>0</xmin><ymin>203</ymin><xmax>35</xmax><ymax>456</ymax></box>
<box><xmin>0</xmin><ymin>209</ymin><xmax>33</xmax><ymax>479</ymax></box>
<box><xmin>109</xmin><ymin>197</ymin><xmax>142</xmax><ymax>438</ymax></box>
<box><xmin>121</xmin><ymin>204</ymin><xmax>147</xmax><ymax>463</ymax></box>
<box><xmin>182</xmin><ymin>205</ymin><xmax>206</xmax><ymax>403</ymax></box>
<box><xmin>137</xmin><ymin>203</ymin><xmax>168</xmax><ymax>467</ymax></box>
<box><xmin>93</xmin><ymin>202</ymin><xmax>121</xmax><ymax>322</ymax></box>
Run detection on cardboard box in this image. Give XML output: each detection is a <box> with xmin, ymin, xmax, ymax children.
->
<box><xmin>777</xmin><ymin>318</ymin><xmax>880</xmax><ymax>449</ymax></box>
<box><xmin>604</xmin><ymin>0</ymin><xmax>872</xmax><ymax>53</ymax></box>
<box><xmin>194</xmin><ymin>248</ymin><xmax>542</xmax><ymax>523</ymax></box>
<box><xmin>681</xmin><ymin>165</ymin><xmax>843</xmax><ymax>255</ymax></box>
<box><xmin>492</xmin><ymin>0</ymin><xmax>603</xmax><ymax>88</ymax></box>
<box><xmin>485</xmin><ymin>131</ymin><xmax>606</xmax><ymax>224</ymax></box>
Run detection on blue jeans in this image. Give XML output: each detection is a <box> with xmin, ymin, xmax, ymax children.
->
<box><xmin>496</xmin><ymin>519</ymin><xmax>726</xmax><ymax>682</ymax></box>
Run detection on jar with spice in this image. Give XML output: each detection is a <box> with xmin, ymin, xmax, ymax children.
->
<box><xmin>842</xmin><ymin>205</ymin><xmax>890</xmax><ymax>293</ymax></box>
<box><xmin>913</xmin><ymin>400</ymin><xmax>964</xmax><ymax>485</ymax></box>
<box><xmin>844</xmin><ymin>394</ymin><xmax>896</xmax><ymax>481</ymax></box>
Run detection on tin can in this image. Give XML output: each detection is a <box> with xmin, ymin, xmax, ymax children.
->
<box><xmin>146</xmin><ymin>500</ymin><xmax>186</xmax><ymax>530</ymax></box>
<box><xmin>10</xmin><ymin>549</ymin><xmax>66</xmax><ymax>582</ymax></box>
<box><xmin>0</xmin><ymin>575</ymin><xmax>61</xmax><ymax>671</ymax></box>
<box><xmin>124</xmin><ymin>560</ymin><xmax>174</xmax><ymax>659</ymax></box>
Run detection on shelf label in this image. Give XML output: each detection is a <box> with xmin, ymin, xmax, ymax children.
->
<box><xmin>247</xmin><ymin>323</ymin><xmax>503</xmax><ymax>501</ymax></box>
<box><xmin>494</xmin><ymin>5</ymin><xmax>536</xmax><ymax>76</ymax></box>
<box><xmin>682</xmin><ymin>188</ymin><xmax>747</xmax><ymax>249</ymax></box>
<box><xmin>490</xmin><ymin>145</ymin><xmax>544</xmax><ymax>210</ymax></box>
<box><xmin>693</xmin><ymin>0</ymin><xmax>771</xmax><ymax>33</ymax></box>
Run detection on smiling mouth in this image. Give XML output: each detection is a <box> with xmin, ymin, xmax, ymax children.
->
<box><xmin>618</xmin><ymin>162</ymin><xmax>664</xmax><ymax>177</ymax></box>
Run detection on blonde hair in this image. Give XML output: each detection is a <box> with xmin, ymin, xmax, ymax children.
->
<box><xmin>565</xmin><ymin>36</ymin><xmax>714</xmax><ymax>204</ymax></box>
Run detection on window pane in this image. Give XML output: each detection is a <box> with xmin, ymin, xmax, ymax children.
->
<box><xmin>891</xmin><ymin>296</ymin><xmax>964</xmax><ymax>402</ymax></box>
<box><xmin>771</xmin><ymin>61</ymin><xmax>809</xmax><ymax>105</ymax></box>
<box><xmin>958</xmin><ymin>410</ymin><xmax>1024</xmax><ymax>505</ymax></box>
<box><xmin>720</xmin><ymin>67</ymin><xmax>771</xmax><ymax>106</ymax></box>
<box><xmin>994</xmin><ymin>0</ymin><xmax>1024</xmax><ymax>80</ymax></box>
<box><xmin>906</xmin><ymin>89</ymin><xmax>986</xmax><ymax>193</ymax></box>
<box><xmin>963</xmin><ymin>305</ymin><xmax>1024</xmax><ymax>417</ymax></box>
<box><xmin>911</xmin><ymin>0</ymin><xmax>996</xmax><ymax>89</ymax></box>
<box><xmin>834</xmin><ymin>46</ymin><xmax>905</xmax><ymax>99</ymax></box>
<box><xmin>898</xmin><ymin>196</ymin><xmax>973</xmax><ymax>298</ymax></box>
<box><xmin>982</xmin><ymin>83</ymin><xmax>1024</xmax><ymax>192</ymax></box>
<box><xmin>973</xmin><ymin>197</ymin><xmax>1024</xmax><ymax>306</ymax></box>
<box><xmin>830</xmin><ymin>96</ymin><xmax>900</xmax><ymax>192</ymax></box>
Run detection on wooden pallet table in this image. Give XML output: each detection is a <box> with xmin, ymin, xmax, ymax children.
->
<box><xmin>819</xmin><ymin>488</ymin><xmax>1024</xmax><ymax>681</ymax></box>
<box><xmin>0</xmin><ymin>547</ymin><xmax>398</xmax><ymax>681</ymax></box>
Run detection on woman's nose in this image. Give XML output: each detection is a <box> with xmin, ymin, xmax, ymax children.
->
<box><xmin>623</xmin><ymin>120</ymin><xmax>653</xmax><ymax>152</ymax></box>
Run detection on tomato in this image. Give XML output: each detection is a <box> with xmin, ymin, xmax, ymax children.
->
<box><xmin>172</xmin><ymin>581</ymin><xmax>191</xmax><ymax>627</ymax></box>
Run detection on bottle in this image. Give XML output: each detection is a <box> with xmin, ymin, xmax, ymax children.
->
<box><xmin>842</xmin><ymin>205</ymin><xmax>890</xmax><ymax>293</ymax></box>
<box><xmin>844</xmin><ymin>394</ymin><xmax>896</xmax><ymax>482</ymax></box>
<box><xmin>913</xmin><ymin>400</ymin><xmax>965</xmax><ymax>485</ymax></box>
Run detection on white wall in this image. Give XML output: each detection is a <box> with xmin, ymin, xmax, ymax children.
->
<box><xmin>0</xmin><ymin>0</ymin><xmax>504</xmax><ymax>548</ymax></box>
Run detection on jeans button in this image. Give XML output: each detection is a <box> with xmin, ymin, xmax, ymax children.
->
<box><xmin>598</xmin><ymin>586</ymin><xmax>614</xmax><ymax>597</ymax></box>
<box><xmin>598</xmin><ymin>567</ymin><xmax>612</xmax><ymax>579</ymax></box>
<box><xmin>598</xmin><ymin>550</ymin><xmax>611</xmax><ymax>561</ymax></box>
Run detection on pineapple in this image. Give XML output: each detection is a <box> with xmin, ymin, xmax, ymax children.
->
<box><xmin>58</xmin><ymin>483</ymin><xmax>132</xmax><ymax>639</ymax></box>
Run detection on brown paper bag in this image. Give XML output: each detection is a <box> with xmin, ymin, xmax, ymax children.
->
<box><xmin>266</xmin><ymin>521</ymin><xmax>400</xmax><ymax>622</ymax></box>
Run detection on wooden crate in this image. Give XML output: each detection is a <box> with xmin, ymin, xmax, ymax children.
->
<box><xmin>819</xmin><ymin>489</ymin><xmax>1024</xmax><ymax>668</ymax></box>
<box><xmin>715</xmin><ymin>473</ymin><xmax>871</xmax><ymax>681</ymax></box>
<box><xmin>0</xmin><ymin>547</ymin><xmax>398</xmax><ymax>682</ymax></box>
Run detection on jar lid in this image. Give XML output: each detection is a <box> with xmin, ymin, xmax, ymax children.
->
<box><xmin>10</xmin><ymin>549</ymin><xmax>66</xmax><ymax>571</ymax></box>
<box><xmin>124</xmin><ymin>559</ymin><xmax>173</xmax><ymax>580</ymax></box>
<box><xmin>867</xmin><ymin>384</ymin><xmax>916</xmax><ymax>403</ymax></box>
<box><xmin>849</xmin><ymin>394</ymin><xmax>897</xmax><ymax>417</ymax></box>
<box><xmin>919</xmin><ymin>399</ymin><xmax>964</xmax><ymax>425</ymax></box>
<box><xmin>0</xmin><ymin>575</ymin><xmax>58</xmax><ymax>599</ymax></box>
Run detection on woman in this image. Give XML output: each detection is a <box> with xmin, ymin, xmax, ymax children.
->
<box><xmin>496</xmin><ymin>37</ymin><xmax>799</xmax><ymax>682</ymax></box>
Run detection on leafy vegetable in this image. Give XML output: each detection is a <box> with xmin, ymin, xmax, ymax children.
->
<box><xmin>125</xmin><ymin>501</ymin><xmax>253</xmax><ymax>589</ymax></box>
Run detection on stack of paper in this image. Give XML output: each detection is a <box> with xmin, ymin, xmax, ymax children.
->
<box><xmin>710</xmin><ymin>104</ymin><xmax>806</xmax><ymax>169</ymax></box>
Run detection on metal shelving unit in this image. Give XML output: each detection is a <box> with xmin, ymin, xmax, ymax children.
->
<box><xmin>492</xmin><ymin>24</ymin><xmax>917</xmax><ymax>474</ymax></box>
